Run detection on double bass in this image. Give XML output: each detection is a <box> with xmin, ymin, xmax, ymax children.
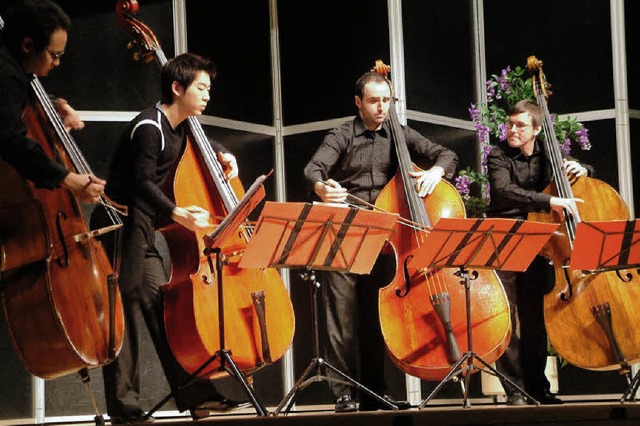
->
<box><xmin>372</xmin><ymin>61</ymin><xmax>511</xmax><ymax>380</ymax></box>
<box><xmin>527</xmin><ymin>56</ymin><xmax>640</xmax><ymax>371</ymax></box>
<box><xmin>0</xmin><ymin>17</ymin><xmax>125</xmax><ymax>379</ymax></box>
<box><xmin>116</xmin><ymin>0</ymin><xmax>294</xmax><ymax>378</ymax></box>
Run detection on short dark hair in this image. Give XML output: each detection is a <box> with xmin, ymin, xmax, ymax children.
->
<box><xmin>509</xmin><ymin>99</ymin><xmax>543</xmax><ymax>128</ymax></box>
<box><xmin>3</xmin><ymin>0</ymin><xmax>71</xmax><ymax>55</ymax></box>
<box><xmin>355</xmin><ymin>71</ymin><xmax>390</xmax><ymax>99</ymax></box>
<box><xmin>161</xmin><ymin>53</ymin><xmax>217</xmax><ymax>105</ymax></box>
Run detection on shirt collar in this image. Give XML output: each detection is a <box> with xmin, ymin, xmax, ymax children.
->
<box><xmin>505</xmin><ymin>138</ymin><xmax>543</xmax><ymax>161</ymax></box>
<box><xmin>354</xmin><ymin>115</ymin><xmax>389</xmax><ymax>138</ymax></box>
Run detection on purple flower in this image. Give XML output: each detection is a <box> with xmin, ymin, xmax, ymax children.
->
<box><xmin>576</xmin><ymin>126</ymin><xmax>591</xmax><ymax>150</ymax></box>
<box><xmin>455</xmin><ymin>175</ymin><xmax>471</xmax><ymax>197</ymax></box>
<box><xmin>498</xmin><ymin>122</ymin><xmax>507</xmax><ymax>141</ymax></box>
<box><xmin>486</xmin><ymin>80</ymin><xmax>496</xmax><ymax>102</ymax></box>
<box><xmin>559</xmin><ymin>138</ymin><xmax>572</xmax><ymax>155</ymax></box>
<box><xmin>498</xmin><ymin>67</ymin><xmax>511</xmax><ymax>94</ymax></box>
<box><xmin>481</xmin><ymin>143</ymin><xmax>492</xmax><ymax>168</ymax></box>
<box><xmin>469</xmin><ymin>103</ymin><xmax>482</xmax><ymax>123</ymax></box>
<box><xmin>475</xmin><ymin>123</ymin><xmax>490</xmax><ymax>145</ymax></box>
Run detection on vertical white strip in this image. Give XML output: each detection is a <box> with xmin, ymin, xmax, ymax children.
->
<box><xmin>388</xmin><ymin>0</ymin><xmax>407</xmax><ymax>126</ymax></box>
<box><xmin>387</xmin><ymin>0</ymin><xmax>420</xmax><ymax>405</ymax></box>
<box><xmin>173</xmin><ymin>0</ymin><xmax>188</xmax><ymax>55</ymax></box>
<box><xmin>269</xmin><ymin>0</ymin><xmax>295</xmax><ymax>398</ymax></box>
<box><xmin>471</xmin><ymin>0</ymin><xmax>487</xmax><ymax>170</ymax></box>
<box><xmin>610</xmin><ymin>0</ymin><xmax>635</xmax><ymax>215</ymax></box>
<box><xmin>33</xmin><ymin>376</ymin><xmax>45</xmax><ymax>424</ymax></box>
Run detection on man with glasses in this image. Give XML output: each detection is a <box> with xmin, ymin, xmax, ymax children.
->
<box><xmin>487</xmin><ymin>99</ymin><xmax>588</xmax><ymax>405</ymax></box>
<box><xmin>0</xmin><ymin>0</ymin><xmax>104</xmax><ymax>202</ymax></box>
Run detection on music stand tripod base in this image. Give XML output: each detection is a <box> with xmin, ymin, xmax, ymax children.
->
<box><xmin>418</xmin><ymin>268</ymin><xmax>539</xmax><ymax>409</ymax></box>
<box><xmin>273</xmin><ymin>271</ymin><xmax>397</xmax><ymax>415</ymax></box>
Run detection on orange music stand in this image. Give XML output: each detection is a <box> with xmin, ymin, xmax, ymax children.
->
<box><xmin>568</xmin><ymin>220</ymin><xmax>640</xmax><ymax>402</ymax></box>
<box><xmin>407</xmin><ymin>217</ymin><xmax>559</xmax><ymax>409</ymax></box>
<box><xmin>239</xmin><ymin>201</ymin><xmax>398</xmax><ymax>415</ymax></box>
<box><xmin>570</xmin><ymin>220</ymin><xmax>640</xmax><ymax>272</ymax></box>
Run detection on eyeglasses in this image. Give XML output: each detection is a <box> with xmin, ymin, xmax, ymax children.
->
<box><xmin>45</xmin><ymin>48</ymin><xmax>65</xmax><ymax>61</ymax></box>
<box><xmin>507</xmin><ymin>121</ymin><xmax>531</xmax><ymax>132</ymax></box>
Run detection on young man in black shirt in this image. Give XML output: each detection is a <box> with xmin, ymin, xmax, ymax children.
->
<box><xmin>91</xmin><ymin>53</ymin><xmax>246</xmax><ymax>424</ymax></box>
<box><xmin>487</xmin><ymin>99</ymin><xmax>587</xmax><ymax>405</ymax></box>
<box><xmin>0</xmin><ymin>0</ymin><xmax>104</xmax><ymax>203</ymax></box>
<box><xmin>304</xmin><ymin>71</ymin><xmax>458</xmax><ymax>412</ymax></box>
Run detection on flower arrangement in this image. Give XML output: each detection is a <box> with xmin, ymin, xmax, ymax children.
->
<box><xmin>457</xmin><ymin>65</ymin><xmax>591</xmax><ymax>218</ymax></box>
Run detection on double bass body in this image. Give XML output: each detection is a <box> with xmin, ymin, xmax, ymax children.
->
<box><xmin>377</xmin><ymin>173</ymin><xmax>511</xmax><ymax>381</ymax></box>
<box><xmin>530</xmin><ymin>177</ymin><xmax>640</xmax><ymax>370</ymax></box>
<box><xmin>1</xmin><ymin>102</ymin><xmax>124</xmax><ymax>379</ymax></box>
<box><xmin>161</xmin><ymin>139</ymin><xmax>295</xmax><ymax>377</ymax></box>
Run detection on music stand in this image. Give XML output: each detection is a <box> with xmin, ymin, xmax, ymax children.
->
<box><xmin>407</xmin><ymin>217</ymin><xmax>559</xmax><ymax>408</ymax></box>
<box><xmin>146</xmin><ymin>173</ymin><xmax>270</xmax><ymax>419</ymax></box>
<box><xmin>239</xmin><ymin>201</ymin><xmax>398</xmax><ymax>414</ymax></box>
<box><xmin>568</xmin><ymin>220</ymin><xmax>640</xmax><ymax>402</ymax></box>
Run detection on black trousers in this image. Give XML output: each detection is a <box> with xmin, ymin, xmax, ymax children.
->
<box><xmin>92</xmin><ymin>206</ymin><xmax>222</xmax><ymax>417</ymax></box>
<box><xmin>495</xmin><ymin>255</ymin><xmax>554</xmax><ymax>397</ymax></box>
<box><xmin>319</xmin><ymin>253</ymin><xmax>394</xmax><ymax>403</ymax></box>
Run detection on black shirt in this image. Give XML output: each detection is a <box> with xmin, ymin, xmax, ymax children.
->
<box><xmin>106</xmin><ymin>104</ymin><xmax>228</xmax><ymax>220</ymax></box>
<box><xmin>0</xmin><ymin>45</ymin><xmax>68</xmax><ymax>188</ymax></box>
<box><xmin>304</xmin><ymin>116</ymin><xmax>458</xmax><ymax>204</ymax></box>
<box><xmin>486</xmin><ymin>138</ymin><xmax>553</xmax><ymax>219</ymax></box>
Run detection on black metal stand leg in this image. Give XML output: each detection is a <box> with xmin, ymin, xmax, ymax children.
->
<box><xmin>622</xmin><ymin>370</ymin><xmax>640</xmax><ymax>402</ymax></box>
<box><xmin>419</xmin><ymin>268</ymin><xmax>539</xmax><ymax>409</ymax></box>
<box><xmin>273</xmin><ymin>271</ymin><xmax>396</xmax><ymax>416</ymax></box>
<box><xmin>146</xmin><ymin>248</ymin><xmax>268</xmax><ymax>419</ymax></box>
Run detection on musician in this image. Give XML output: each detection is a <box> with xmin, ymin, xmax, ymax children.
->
<box><xmin>90</xmin><ymin>53</ymin><xmax>246</xmax><ymax>424</ymax></box>
<box><xmin>487</xmin><ymin>99</ymin><xmax>589</xmax><ymax>405</ymax></box>
<box><xmin>0</xmin><ymin>0</ymin><xmax>104</xmax><ymax>203</ymax></box>
<box><xmin>304</xmin><ymin>71</ymin><xmax>458</xmax><ymax>412</ymax></box>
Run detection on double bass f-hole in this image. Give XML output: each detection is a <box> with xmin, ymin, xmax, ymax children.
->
<box><xmin>55</xmin><ymin>211</ymin><xmax>69</xmax><ymax>268</ymax></box>
<box><xmin>396</xmin><ymin>255</ymin><xmax>414</xmax><ymax>297</ymax></box>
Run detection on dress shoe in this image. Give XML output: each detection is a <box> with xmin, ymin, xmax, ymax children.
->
<box><xmin>359</xmin><ymin>394</ymin><xmax>412</xmax><ymax>411</ymax></box>
<box><xmin>529</xmin><ymin>390</ymin><xmax>563</xmax><ymax>405</ymax></box>
<box><xmin>110</xmin><ymin>412</ymin><xmax>154</xmax><ymax>424</ymax></box>
<box><xmin>189</xmin><ymin>398</ymin><xmax>252</xmax><ymax>420</ymax></box>
<box><xmin>334</xmin><ymin>394</ymin><xmax>357</xmax><ymax>413</ymax></box>
<box><xmin>506</xmin><ymin>392</ymin><xmax>527</xmax><ymax>406</ymax></box>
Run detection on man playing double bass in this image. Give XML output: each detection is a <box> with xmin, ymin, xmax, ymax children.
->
<box><xmin>0</xmin><ymin>0</ymin><xmax>104</xmax><ymax>204</ymax></box>
<box><xmin>90</xmin><ymin>52</ymin><xmax>249</xmax><ymax>424</ymax></box>
<box><xmin>487</xmin><ymin>99</ymin><xmax>588</xmax><ymax>405</ymax></box>
<box><xmin>304</xmin><ymin>70</ymin><xmax>458</xmax><ymax>412</ymax></box>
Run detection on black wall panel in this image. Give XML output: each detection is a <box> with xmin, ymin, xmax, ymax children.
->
<box><xmin>277</xmin><ymin>0</ymin><xmax>390</xmax><ymax>125</ymax></box>
<box><xmin>484</xmin><ymin>0</ymin><xmax>613</xmax><ymax>113</ymax></box>
<box><xmin>186</xmin><ymin>1</ymin><xmax>273</xmax><ymax>126</ymax></box>
<box><xmin>403</xmin><ymin>1</ymin><xmax>474</xmax><ymax>120</ymax></box>
<box><xmin>42</xmin><ymin>0</ymin><xmax>173</xmax><ymax>111</ymax></box>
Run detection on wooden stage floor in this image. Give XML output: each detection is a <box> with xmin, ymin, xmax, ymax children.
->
<box><xmin>9</xmin><ymin>400</ymin><xmax>640</xmax><ymax>426</ymax></box>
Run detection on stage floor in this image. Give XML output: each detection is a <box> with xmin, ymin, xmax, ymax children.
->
<box><xmin>8</xmin><ymin>399</ymin><xmax>640</xmax><ymax>426</ymax></box>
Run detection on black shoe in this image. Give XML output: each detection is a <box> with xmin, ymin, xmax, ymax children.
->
<box><xmin>335</xmin><ymin>394</ymin><xmax>357</xmax><ymax>413</ymax></box>
<box><xmin>529</xmin><ymin>390</ymin><xmax>563</xmax><ymax>405</ymax></box>
<box><xmin>190</xmin><ymin>398</ymin><xmax>252</xmax><ymax>419</ymax></box>
<box><xmin>110</xmin><ymin>413</ymin><xmax>154</xmax><ymax>424</ymax></box>
<box><xmin>359</xmin><ymin>394</ymin><xmax>412</xmax><ymax>411</ymax></box>
<box><xmin>506</xmin><ymin>392</ymin><xmax>527</xmax><ymax>406</ymax></box>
